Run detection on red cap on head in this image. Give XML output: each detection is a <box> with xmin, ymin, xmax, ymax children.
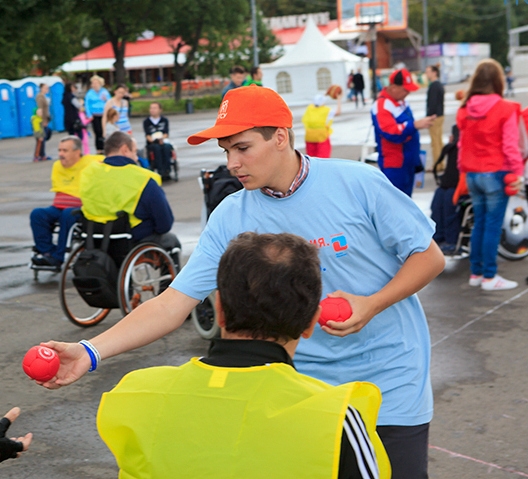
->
<box><xmin>187</xmin><ymin>85</ymin><xmax>293</xmax><ymax>145</ymax></box>
<box><xmin>389</xmin><ymin>68</ymin><xmax>419</xmax><ymax>92</ymax></box>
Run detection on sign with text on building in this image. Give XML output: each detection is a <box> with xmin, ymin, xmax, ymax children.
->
<box><xmin>263</xmin><ymin>12</ymin><xmax>330</xmax><ymax>30</ymax></box>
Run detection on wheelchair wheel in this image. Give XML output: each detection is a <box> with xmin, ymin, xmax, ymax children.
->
<box><xmin>191</xmin><ymin>292</ymin><xmax>220</xmax><ymax>340</ymax></box>
<box><xmin>118</xmin><ymin>243</ymin><xmax>177</xmax><ymax>316</ymax></box>
<box><xmin>498</xmin><ymin>194</ymin><xmax>528</xmax><ymax>260</ymax></box>
<box><xmin>59</xmin><ymin>245</ymin><xmax>112</xmax><ymax>327</ymax></box>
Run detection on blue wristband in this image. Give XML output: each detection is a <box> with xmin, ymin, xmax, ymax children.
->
<box><xmin>79</xmin><ymin>341</ymin><xmax>97</xmax><ymax>372</ymax></box>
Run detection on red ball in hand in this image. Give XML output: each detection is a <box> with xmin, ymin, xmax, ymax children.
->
<box><xmin>505</xmin><ymin>185</ymin><xmax>518</xmax><ymax>196</ymax></box>
<box><xmin>318</xmin><ymin>297</ymin><xmax>352</xmax><ymax>327</ymax></box>
<box><xmin>22</xmin><ymin>346</ymin><xmax>60</xmax><ymax>382</ymax></box>
<box><xmin>504</xmin><ymin>173</ymin><xmax>518</xmax><ymax>185</ymax></box>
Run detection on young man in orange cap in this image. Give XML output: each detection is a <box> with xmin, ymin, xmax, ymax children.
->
<box><xmin>41</xmin><ymin>85</ymin><xmax>445</xmax><ymax>479</ymax></box>
<box><xmin>371</xmin><ymin>68</ymin><xmax>436</xmax><ymax>197</ymax></box>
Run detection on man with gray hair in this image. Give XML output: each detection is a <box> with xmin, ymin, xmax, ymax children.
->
<box><xmin>30</xmin><ymin>136</ymin><xmax>98</xmax><ymax>269</ymax></box>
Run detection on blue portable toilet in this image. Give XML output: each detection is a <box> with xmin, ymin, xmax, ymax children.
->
<box><xmin>0</xmin><ymin>80</ymin><xmax>19</xmax><ymax>138</ymax></box>
<box><xmin>12</xmin><ymin>79</ymin><xmax>38</xmax><ymax>137</ymax></box>
<box><xmin>49</xmin><ymin>80</ymin><xmax>64</xmax><ymax>131</ymax></box>
<box><xmin>24</xmin><ymin>76</ymin><xmax>65</xmax><ymax>132</ymax></box>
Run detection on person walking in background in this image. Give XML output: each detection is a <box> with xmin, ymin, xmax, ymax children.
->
<box><xmin>425</xmin><ymin>65</ymin><xmax>445</xmax><ymax>170</ymax></box>
<box><xmin>371</xmin><ymin>68</ymin><xmax>436</xmax><ymax>197</ymax></box>
<box><xmin>505</xmin><ymin>67</ymin><xmax>515</xmax><ymax>97</ymax></box>
<box><xmin>221</xmin><ymin>65</ymin><xmax>247</xmax><ymax>99</ymax></box>
<box><xmin>62</xmin><ymin>83</ymin><xmax>82</xmax><ymax>139</ymax></box>
<box><xmin>353</xmin><ymin>69</ymin><xmax>366</xmax><ymax>107</ymax></box>
<box><xmin>302</xmin><ymin>92</ymin><xmax>341</xmax><ymax>158</ymax></box>
<box><xmin>346</xmin><ymin>70</ymin><xmax>355</xmax><ymax>101</ymax></box>
<box><xmin>457</xmin><ymin>59</ymin><xmax>524</xmax><ymax>291</ymax></box>
<box><xmin>242</xmin><ymin>66</ymin><xmax>263</xmax><ymax>86</ymax></box>
<box><xmin>78</xmin><ymin>99</ymin><xmax>92</xmax><ymax>155</ymax></box>
<box><xmin>35</xmin><ymin>83</ymin><xmax>52</xmax><ymax>161</ymax></box>
<box><xmin>103</xmin><ymin>84</ymin><xmax>132</xmax><ymax>135</ymax></box>
<box><xmin>84</xmin><ymin>75</ymin><xmax>110</xmax><ymax>154</ymax></box>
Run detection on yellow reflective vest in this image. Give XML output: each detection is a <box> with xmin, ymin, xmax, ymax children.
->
<box><xmin>80</xmin><ymin>161</ymin><xmax>161</xmax><ymax>228</ymax></box>
<box><xmin>302</xmin><ymin>104</ymin><xmax>333</xmax><ymax>143</ymax></box>
<box><xmin>97</xmin><ymin>359</ymin><xmax>391</xmax><ymax>479</ymax></box>
<box><xmin>50</xmin><ymin>155</ymin><xmax>102</xmax><ymax>198</ymax></box>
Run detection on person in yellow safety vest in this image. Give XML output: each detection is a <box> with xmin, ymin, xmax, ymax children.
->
<box><xmin>97</xmin><ymin>232</ymin><xmax>391</xmax><ymax>479</ymax></box>
<box><xmin>79</xmin><ymin>131</ymin><xmax>180</xmax><ymax>266</ymax></box>
<box><xmin>30</xmin><ymin>136</ymin><xmax>103</xmax><ymax>269</ymax></box>
<box><xmin>302</xmin><ymin>92</ymin><xmax>342</xmax><ymax>158</ymax></box>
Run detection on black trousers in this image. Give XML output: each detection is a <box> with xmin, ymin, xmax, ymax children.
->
<box><xmin>377</xmin><ymin>423</ymin><xmax>429</xmax><ymax>479</ymax></box>
<box><xmin>92</xmin><ymin>115</ymin><xmax>104</xmax><ymax>152</ymax></box>
<box><xmin>147</xmin><ymin>142</ymin><xmax>172</xmax><ymax>177</ymax></box>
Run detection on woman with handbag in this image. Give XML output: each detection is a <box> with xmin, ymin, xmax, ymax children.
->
<box><xmin>62</xmin><ymin>83</ymin><xmax>82</xmax><ymax>139</ymax></box>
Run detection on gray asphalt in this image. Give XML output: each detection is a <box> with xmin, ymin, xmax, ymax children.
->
<box><xmin>1</xmin><ymin>88</ymin><xmax>528</xmax><ymax>478</ymax></box>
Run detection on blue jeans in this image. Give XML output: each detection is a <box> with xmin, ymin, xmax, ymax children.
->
<box><xmin>30</xmin><ymin>206</ymin><xmax>79</xmax><ymax>262</ymax></box>
<box><xmin>466</xmin><ymin>172</ymin><xmax>508</xmax><ymax>278</ymax></box>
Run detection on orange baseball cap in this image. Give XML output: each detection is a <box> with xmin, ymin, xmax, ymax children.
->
<box><xmin>389</xmin><ymin>68</ymin><xmax>419</xmax><ymax>92</ymax></box>
<box><xmin>187</xmin><ymin>85</ymin><xmax>293</xmax><ymax>145</ymax></box>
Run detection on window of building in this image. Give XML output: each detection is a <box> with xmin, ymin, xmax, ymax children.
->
<box><xmin>276</xmin><ymin>71</ymin><xmax>292</xmax><ymax>94</ymax></box>
<box><xmin>317</xmin><ymin>68</ymin><xmax>332</xmax><ymax>90</ymax></box>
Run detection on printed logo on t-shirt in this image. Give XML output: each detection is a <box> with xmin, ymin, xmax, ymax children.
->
<box><xmin>218</xmin><ymin>100</ymin><xmax>229</xmax><ymax>120</ymax></box>
<box><xmin>309</xmin><ymin>233</ymin><xmax>348</xmax><ymax>258</ymax></box>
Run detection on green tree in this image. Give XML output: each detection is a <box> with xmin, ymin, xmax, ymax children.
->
<box><xmin>158</xmin><ymin>0</ymin><xmax>249</xmax><ymax>101</ymax></box>
<box><xmin>75</xmin><ymin>0</ymin><xmax>168</xmax><ymax>84</ymax></box>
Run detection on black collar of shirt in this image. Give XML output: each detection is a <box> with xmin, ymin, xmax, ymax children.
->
<box><xmin>200</xmin><ymin>338</ymin><xmax>295</xmax><ymax>368</ymax></box>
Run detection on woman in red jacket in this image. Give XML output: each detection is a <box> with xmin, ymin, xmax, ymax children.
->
<box><xmin>457</xmin><ymin>59</ymin><xmax>524</xmax><ymax>291</ymax></box>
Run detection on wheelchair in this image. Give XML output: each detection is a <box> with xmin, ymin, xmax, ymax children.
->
<box><xmin>59</xmin><ymin>212</ymin><xmax>181</xmax><ymax>328</ymax></box>
<box><xmin>142</xmin><ymin>139</ymin><xmax>179</xmax><ymax>181</ymax></box>
<box><xmin>190</xmin><ymin>166</ymin><xmax>243</xmax><ymax>340</ymax></box>
<box><xmin>30</xmin><ymin>221</ymin><xmax>83</xmax><ymax>281</ymax></box>
<box><xmin>454</xmin><ymin>191</ymin><xmax>528</xmax><ymax>261</ymax></box>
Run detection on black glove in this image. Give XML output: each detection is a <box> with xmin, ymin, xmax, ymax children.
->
<box><xmin>414</xmin><ymin>163</ymin><xmax>425</xmax><ymax>174</ymax></box>
<box><xmin>0</xmin><ymin>417</ymin><xmax>23</xmax><ymax>462</ymax></box>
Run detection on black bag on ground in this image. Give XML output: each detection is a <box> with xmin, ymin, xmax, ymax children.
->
<box><xmin>204</xmin><ymin>165</ymin><xmax>243</xmax><ymax>219</ymax></box>
<box><xmin>73</xmin><ymin>221</ymin><xmax>120</xmax><ymax>309</ymax></box>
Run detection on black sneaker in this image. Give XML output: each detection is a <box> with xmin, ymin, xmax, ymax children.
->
<box><xmin>31</xmin><ymin>254</ymin><xmax>62</xmax><ymax>269</ymax></box>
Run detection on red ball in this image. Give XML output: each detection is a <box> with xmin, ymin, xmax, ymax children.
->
<box><xmin>318</xmin><ymin>297</ymin><xmax>352</xmax><ymax>327</ymax></box>
<box><xmin>22</xmin><ymin>346</ymin><xmax>60</xmax><ymax>382</ymax></box>
<box><xmin>505</xmin><ymin>185</ymin><xmax>518</xmax><ymax>196</ymax></box>
<box><xmin>326</xmin><ymin>85</ymin><xmax>342</xmax><ymax>100</ymax></box>
<box><xmin>504</xmin><ymin>173</ymin><xmax>518</xmax><ymax>185</ymax></box>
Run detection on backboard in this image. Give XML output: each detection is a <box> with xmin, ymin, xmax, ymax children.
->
<box><xmin>338</xmin><ymin>0</ymin><xmax>407</xmax><ymax>33</ymax></box>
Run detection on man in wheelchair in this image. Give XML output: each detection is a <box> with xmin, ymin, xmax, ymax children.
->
<box><xmin>79</xmin><ymin>131</ymin><xmax>180</xmax><ymax>268</ymax></box>
<box><xmin>30</xmin><ymin>136</ymin><xmax>99</xmax><ymax>270</ymax></box>
<box><xmin>143</xmin><ymin>102</ymin><xmax>173</xmax><ymax>180</ymax></box>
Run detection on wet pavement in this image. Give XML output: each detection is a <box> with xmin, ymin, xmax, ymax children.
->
<box><xmin>1</xmin><ymin>83</ymin><xmax>528</xmax><ymax>478</ymax></box>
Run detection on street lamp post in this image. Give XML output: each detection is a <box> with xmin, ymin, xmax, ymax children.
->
<box><xmin>82</xmin><ymin>37</ymin><xmax>90</xmax><ymax>86</ymax></box>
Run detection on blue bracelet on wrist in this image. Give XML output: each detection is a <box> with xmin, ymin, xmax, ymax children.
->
<box><xmin>79</xmin><ymin>340</ymin><xmax>98</xmax><ymax>372</ymax></box>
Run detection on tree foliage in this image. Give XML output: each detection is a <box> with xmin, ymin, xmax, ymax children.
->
<box><xmin>156</xmin><ymin>0</ymin><xmax>250</xmax><ymax>100</ymax></box>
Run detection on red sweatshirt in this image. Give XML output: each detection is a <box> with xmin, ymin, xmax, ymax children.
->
<box><xmin>457</xmin><ymin>94</ymin><xmax>523</xmax><ymax>176</ymax></box>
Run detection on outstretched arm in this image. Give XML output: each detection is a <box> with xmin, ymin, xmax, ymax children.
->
<box><xmin>0</xmin><ymin>408</ymin><xmax>32</xmax><ymax>462</ymax></box>
<box><xmin>322</xmin><ymin>240</ymin><xmax>445</xmax><ymax>336</ymax></box>
<box><xmin>40</xmin><ymin>288</ymin><xmax>199</xmax><ymax>389</ymax></box>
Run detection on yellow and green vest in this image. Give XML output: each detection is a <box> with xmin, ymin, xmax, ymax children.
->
<box><xmin>97</xmin><ymin>359</ymin><xmax>391</xmax><ymax>479</ymax></box>
<box><xmin>80</xmin><ymin>161</ymin><xmax>161</xmax><ymax>228</ymax></box>
<box><xmin>50</xmin><ymin>155</ymin><xmax>103</xmax><ymax>198</ymax></box>
<box><xmin>302</xmin><ymin>104</ymin><xmax>333</xmax><ymax>143</ymax></box>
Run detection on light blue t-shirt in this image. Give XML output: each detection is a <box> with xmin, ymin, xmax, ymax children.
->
<box><xmin>171</xmin><ymin>157</ymin><xmax>436</xmax><ymax>426</ymax></box>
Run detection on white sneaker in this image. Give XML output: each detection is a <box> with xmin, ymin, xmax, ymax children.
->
<box><xmin>481</xmin><ymin>275</ymin><xmax>518</xmax><ymax>291</ymax></box>
<box><xmin>469</xmin><ymin>275</ymin><xmax>483</xmax><ymax>287</ymax></box>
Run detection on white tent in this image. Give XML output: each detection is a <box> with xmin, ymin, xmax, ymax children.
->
<box><xmin>261</xmin><ymin>17</ymin><xmax>370</xmax><ymax>106</ymax></box>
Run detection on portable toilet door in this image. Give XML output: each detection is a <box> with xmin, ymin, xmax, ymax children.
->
<box><xmin>12</xmin><ymin>79</ymin><xmax>38</xmax><ymax>137</ymax></box>
<box><xmin>0</xmin><ymin>80</ymin><xmax>19</xmax><ymax>138</ymax></box>
<box><xmin>49</xmin><ymin>81</ymin><xmax>64</xmax><ymax>131</ymax></box>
